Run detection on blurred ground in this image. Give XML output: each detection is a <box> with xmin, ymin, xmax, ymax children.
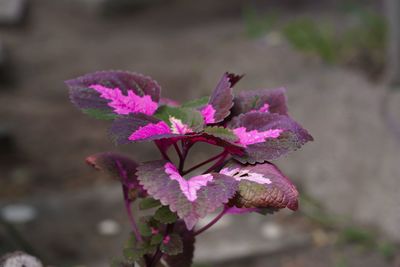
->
<box><xmin>0</xmin><ymin>0</ymin><xmax>399</xmax><ymax>266</ymax></box>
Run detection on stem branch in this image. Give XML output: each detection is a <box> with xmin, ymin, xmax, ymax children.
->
<box><xmin>182</xmin><ymin>150</ymin><xmax>227</xmax><ymax>175</ymax></box>
<box><xmin>194</xmin><ymin>207</ymin><xmax>228</xmax><ymax>236</ymax></box>
<box><xmin>202</xmin><ymin>150</ymin><xmax>229</xmax><ymax>174</ymax></box>
<box><xmin>123</xmin><ymin>186</ymin><xmax>143</xmax><ymax>243</ymax></box>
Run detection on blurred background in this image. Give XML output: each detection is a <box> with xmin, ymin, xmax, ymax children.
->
<box><xmin>1</xmin><ymin>0</ymin><xmax>400</xmax><ymax>266</ymax></box>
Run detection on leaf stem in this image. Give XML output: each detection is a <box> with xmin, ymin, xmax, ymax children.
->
<box><xmin>193</xmin><ymin>207</ymin><xmax>228</xmax><ymax>236</ymax></box>
<box><xmin>202</xmin><ymin>150</ymin><xmax>229</xmax><ymax>174</ymax></box>
<box><xmin>122</xmin><ymin>186</ymin><xmax>143</xmax><ymax>243</ymax></box>
<box><xmin>155</xmin><ymin>141</ymin><xmax>172</xmax><ymax>162</ymax></box>
<box><xmin>182</xmin><ymin>150</ymin><xmax>227</xmax><ymax>176</ymax></box>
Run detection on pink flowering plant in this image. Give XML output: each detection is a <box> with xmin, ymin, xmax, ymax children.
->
<box><xmin>66</xmin><ymin>71</ymin><xmax>312</xmax><ymax>267</ymax></box>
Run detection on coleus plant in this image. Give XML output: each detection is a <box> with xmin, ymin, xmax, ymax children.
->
<box><xmin>66</xmin><ymin>71</ymin><xmax>312</xmax><ymax>267</ymax></box>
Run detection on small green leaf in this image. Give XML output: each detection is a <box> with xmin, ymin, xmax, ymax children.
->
<box><xmin>154</xmin><ymin>106</ymin><xmax>204</xmax><ymax>132</ymax></box>
<box><xmin>138</xmin><ymin>222</ymin><xmax>152</xmax><ymax>237</ymax></box>
<box><xmin>160</xmin><ymin>234</ymin><xmax>183</xmax><ymax>256</ymax></box>
<box><xmin>204</xmin><ymin>126</ymin><xmax>238</xmax><ymax>142</ymax></box>
<box><xmin>123</xmin><ymin>247</ymin><xmax>146</xmax><ymax>262</ymax></box>
<box><xmin>181</xmin><ymin>96</ymin><xmax>209</xmax><ymax>108</ymax></box>
<box><xmin>124</xmin><ymin>233</ymin><xmax>137</xmax><ymax>249</ymax></box>
<box><xmin>139</xmin><ymin>198</ymin><xmax>161</xmax><ymax>210</ymax></box>
<box><xmin>151</xmin><ymin>233</ymin><xmax>164</xmax><ymax>245</ymax></box>
<box><xmin>154</xmin><ymin>206</ymin><xmax>178</xmax><ymax>224</ymax></box>
<box><xmin>82</xmin><ymin>108</ymin><xmax>117</xmax><ymax>120</ymax></box>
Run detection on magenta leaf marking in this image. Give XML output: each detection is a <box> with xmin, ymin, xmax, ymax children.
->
<box><xmin>200</xmin><ymin>104</ymin><xmax>216</xmax><ymax>124</ymax></box>
<box><xmin>228</xmin><ymin>112</ymin><xmax>313</xmax><ymax>163</ymax></box>
<box><xmin>128</xmin><ymin>121</ymin><xmax>172</xmax><ymax>141</ymax></box>
<box><xmin>250</xmin><ymin>103</ymin><xmax>270</xmax><ymax>113</ymax></box>
<box><xmin>221</xmin><ymin>161</ymin><xmax>299</xmax><ymax>211</ymax></box>
<box><xmin>164</xmin><ymin>162</ymin><xmax>213</xmax><ymax>202</ymax></box>
<box><xmin>204</xmin><ymin>72</ymin><xmax>243</xmax><ymax>124</ymax></box>
<box><xmin>110</xmin><ymin>114</ymin><xmax>179</xmax><ymax>144</ymax></box>
<box><xmin>65</xmin><ymin>70</ymin><xmax>161</xmax><ymax>115</ymax></box>
<box><xmin>137</xmin><ymin>160</ymin><xmax>237</xmax><ymax>229</ymax></box>
<box><xmin>232</xmin><ymin>127</ymin><xmax>283</xmax><ymax>146</ymax></box>
<box><xmin>232</xmin><ymin>87</ymin><xmax>288</xmax><ymax>116</ymax></box>
<box><xmin>90</xmin><ymin>84</ymin><xmax>158</xmax><ymax>115</ymax></box>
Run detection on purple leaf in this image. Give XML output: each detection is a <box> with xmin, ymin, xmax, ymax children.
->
<box><xmin>136</xmin><ymin>161</ymin><xmax>237</xmax><ymax>229</ymax></box>
<box><xmin>164</xmin><ymin>221</ymin><xmax>195</xmax><ymax>267</ymax></box>
<box><xmin>231</xmin><ymin>87</ymin><xmax>288</xmax><ymax>116</ymax></box>
<box><xmin>221</xmin><ymin>161</ymin><xmax>299</xmax><ymax>211</ymax></box>
<box><xmin>65</xmin><ymin>71</ymin><xmax>161</xmax><ymax>116</ymax></box>
<box><xmin>109</xmin><ymin>114</ymin><xmax>180</xmax><ymax>144</ymax></box>
<box><xmin>200</xmin><ymin>72</ymin><xmax>243</xmax><ymax>124</ymax></box>
<box><xmin>228</xmin><ymin>112</ymin><xmax>313</xmax><ymax>163</ymax></box>
<box><xmin>85</xmin><ymin>152</ymin><xmax>146</xmax><ymax>198</ymax></box>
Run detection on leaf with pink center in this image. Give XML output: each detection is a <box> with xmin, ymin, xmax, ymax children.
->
<box><xmin>110</xmin><ymin>114</ymin><xmax>179</xmax><ymax>144</ymax></box>
<box><xmin>199</xmin><ymin>72</ymin><xmax>243</xmax><ymax>124</ymax></box>
<box><xmin>154</xmin><ymin>106</ymin><xmax>204</xmax><ymax>133</ymax></box>
<box><xmin>221</xmin><ymin>161</ymin><xmax>299</xmax><ymax>211</ymax></box>
<box><xmin>85</xmin><ymin>152</ymin><xmax>146</xmax><ymax>198</ymax></box>
<box><xmin>65</xmin><ymin>71</ymin><xmax>161</xmax><ymax>117</ymax></box>
<box><xmin>228</xmin><ymin>112</ymin><xmax>313</xmax><ymax>163</ymax></box>
<box><xmin>136</xmin><ymin>160</ymin><xmax>237</xmax><ymax>230</ymax></box>
<box><xmin>231</xmin><ymin>87</ymin><xmax>288</xmax><ymax>116</ymax></box>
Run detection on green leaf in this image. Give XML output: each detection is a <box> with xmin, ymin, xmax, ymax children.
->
<box><xmin>124</xmin><ymin>233</ymin><xmax>137</xmax><ymax>249</ymax></box>
<box><xmin>204</xmin><ymin>126</ymin><xmax>238</xmax><ymax>142</ymax></box>
<box><xmin>154</xmin><ymin>106</ymin><xmax>204</xmax><ymax>132</ymax></box>
<box><xmin>123</xmin><ymin>247</ymin><xmax>147</xmax><ymax>263</ymax></box>
<box><xmin>160</xmin><ymin>234</ymin><xmax>183</xmax><ymax>256</ymax></box>
<box><xmin>139</xmin><ymin>198</ymin><xmax>162</xmax><ymax>210</ymax></box>
<box><xmin>154</xmin><ymin>206</ymin><xmax>178</xmax><ymax>224</ymax></box>
<box><xmin>82</xmin><ymin>108</ymin><xmax>118</xmax><ymax>120</ymax></box>
<box><xmin>151</xmin><ymin>233</ymin><xmax>164</xmax><ymax>245</ymax></box>
<box><xmin>181</xmin><ymin>96</ymin><xmax>209</xmax><ymax>108</ymax></box>
<box><xmin>138</xmin><ymin>222</ymin><xmax>152</xmax><ymax>237</ymax></box>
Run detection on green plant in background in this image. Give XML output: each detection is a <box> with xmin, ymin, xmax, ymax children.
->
<box><xmin>243</xmin><ymin>5</ymin><xmax>387</xmax><ymax>78</ymax></box>
<box><xmin>282</xmin><ymin>18</ymin><xmax>339</xmax><ymax>63</ymax></box>
<box><xmin>243</xmin><ymin>6</ymin><xmax>277</xmax><ymax>39</ymax></box>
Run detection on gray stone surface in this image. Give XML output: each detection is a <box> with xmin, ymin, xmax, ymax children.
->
<box><xmin>0</xmin><ymin>0</ymin><xmax>27</xmax><ymax>25</ymax></box>
<box><xmin>0</xmin><ymin>185</ymin><xmax>309</xmax><ymax>266</ymax></box>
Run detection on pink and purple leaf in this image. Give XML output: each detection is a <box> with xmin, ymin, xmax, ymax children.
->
<box><xmin>136</xmin><ymin>160</ymin><xmax>237</xmax><ymax>230</ymax></box>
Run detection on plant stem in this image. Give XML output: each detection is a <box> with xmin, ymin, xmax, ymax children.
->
<box><xmin>193</xmin><ymin>207</ymin><xmax>228</xmax><ymax>236</ymax></box>
<box><xmin>122</xmin><ymin>186</ymin><xmax>143</xmax><ymax>243</ymax></box>
<box><xmin>155</xmin><ymin>141</ymin><xmax>172</xmax><ymax>162</ymax></box>
<box><xmin>174</xmin><ymin>142</ymin><xmax>185</xmax><ymax>173</ymax></box>
<box><xmin>150</xmin><ymin>223</ymin><xmax>174</xmax><ymax>267</ymax></box>
<box><xmin>182</xmin><ymin>150</ymin><xmax>227</xmax><ymax>175</ymax></box>
<box><xmin>202</xmin><ymin>150</ymin><xmax>229</xmax><ymax>174</ymax></box>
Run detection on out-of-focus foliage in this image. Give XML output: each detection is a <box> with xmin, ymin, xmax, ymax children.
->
<box><xmin>243</xmin><ymin>6</ymin><xmax>387</xmax><ymax>78</ymax></box>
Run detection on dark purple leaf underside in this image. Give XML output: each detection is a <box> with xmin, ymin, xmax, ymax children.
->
<box><xmin>232</xmin><ymin>87</ymin><xmax>288</xmax><ymax>116</ymax></box>
<box><xmin>85</xmin><ymin>152</ymin><xmax>140</xmax><ymax>190</ymax></box>
<box><xmin>207</xmin><ymin>72</ymin><xmax>243</xmax><ymax>123</ymax></box>
<box><xmin>136</xmin><ymin>161</ymin><xmax>237</xmax><ymax>230</ymax></box>
<box><xmin>222</xmin><ymin>161</ymin><xmax>298</xmax><ymax>210</ymax></box>
<box><xmin>164</xmin><ymin>221</ymin><xmax>195</xmax><ymax>267</ymax></box>
<box><xmin>228</xmin><ymin>112</ymin><xmax>313</xmax><ymax>164</ymax></box>
<box><xmin>66</xmin><ymin>70</ymin><xmax>161</xmax><ymax>111</ymax></box>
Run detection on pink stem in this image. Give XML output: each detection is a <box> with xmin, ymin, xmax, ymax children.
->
<box><xmin>194</xmin><ymin>206</ymin><xmax>229</xmax><ymax>236</ymax></box>
<box><xmin>122</xmin><ymin>186</ymin><xmax>143</xmax><ymax>243</ymax></box>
